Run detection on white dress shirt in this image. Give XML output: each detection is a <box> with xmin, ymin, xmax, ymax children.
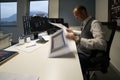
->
<box><xmin>73</xmin><ymin>16</ymin><xmax>107</xmax><ymax>51</ymax></box>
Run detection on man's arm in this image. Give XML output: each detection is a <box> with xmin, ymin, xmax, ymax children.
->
<box><xmin>79</xmin><ymin>20</ymin><xmax>107</xmax><ymax>50</ymax></box>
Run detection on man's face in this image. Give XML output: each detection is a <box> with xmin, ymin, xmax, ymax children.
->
<box><xmin>73</xmin><ymin>9</ymin><xmax>83</xmax><ymax>21</ymax></box>
<box><xmin>74</xmin><ymin>12</ymin><xmax>81</xmax><ymax>21</ymax></box>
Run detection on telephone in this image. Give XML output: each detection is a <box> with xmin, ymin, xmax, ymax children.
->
<box><xmin>36</xmin><ymin>36</ymin><xmax>48</xmax><ymax>44</ymax></box>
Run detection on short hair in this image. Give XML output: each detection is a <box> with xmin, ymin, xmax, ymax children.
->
<box><xmin>74</xmin><ymin>5</ymin><xmax>87</xmax><ymax>13</ymax></box>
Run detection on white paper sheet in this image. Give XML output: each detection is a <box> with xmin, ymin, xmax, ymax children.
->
<box><xmin>49</xmin><ymin>22</ymin><xmax>68</xmax><ymax>34</ymax></box>
<box><xmin>15</xmin><ymin>41</ymin><xmax>40</xmax><ymax>53</ymax></box>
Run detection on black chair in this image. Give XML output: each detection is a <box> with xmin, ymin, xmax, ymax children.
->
<box><xmin>86</xmin><ymin>21</ymin><xmax>117</xmax><ymax>80</ymax></box>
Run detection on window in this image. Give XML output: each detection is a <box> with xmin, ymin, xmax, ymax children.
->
<box><xmin>0</xmin><ymin>2</ymin><xmax>17</xmax><ymax>27</ymax></box>
<box><xmin>30</xmin><ymin>0</ymin><xmax>48</xmax><ymax>17</ymax></box>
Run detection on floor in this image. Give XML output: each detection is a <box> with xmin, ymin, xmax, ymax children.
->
<box><xmin>91</xmin><ymin>64</ymin><xmax>120</xmax><ymax>80</ymax></box>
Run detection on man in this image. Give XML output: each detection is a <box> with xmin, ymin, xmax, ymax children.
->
<box><xmin>66</xmin><ymin>5</ymin><xmax>107</xmax><ymax>79</ymax></box>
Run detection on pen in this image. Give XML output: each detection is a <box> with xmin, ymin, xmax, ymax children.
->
<box><xmin>26</xmin><ymin>44</ymin><xmax>36</xmax><ymax>48</ymax></box>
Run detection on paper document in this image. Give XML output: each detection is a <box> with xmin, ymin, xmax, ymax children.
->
<box><xmin>51</xmin><ymin>29</ymin><xmax>67</xmax><ymax>52</ymax></box>
<box><xmin>49</xmin><ymin>29</ymin><xmax>73</xmax><ymax>58</ymax></box>
<box><xmin>16</xmin><ymin>41</ymin><xmax>40</xmax><ymax>53</ymax></box>
<box><xmin>49</xmin><ymin>22</ymin><xmax>68</xmax><ymax>34</ymax></box>
<box><xmin>0</xmin><ymin>72</ymin><xmax>40</xmax><ymax>80</ymax></box>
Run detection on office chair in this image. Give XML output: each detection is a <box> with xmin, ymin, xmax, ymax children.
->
<box><xmin>0</xmin><ymin>31</ymin><xmax>13</xmax><ymax>49</ymax></box>
<box><xmin>85</xmin><ymin>21</ymin><xmax>117</xmax><ymax>80</ymax></box>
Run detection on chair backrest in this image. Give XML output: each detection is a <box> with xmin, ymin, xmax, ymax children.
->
<box><xmin>88</xmin><ymin>21</ymin><xmax>117</xmax><ymax>73</ymax></box>
<box><xmin>102</xmin><ymin>21</ymin><xmax>117</xmax><ymax>58</ymax></box>
<box><xmin>0</xmin><ymin>32</ymin><xmax>12</xmax><ymax>50</ymax></box>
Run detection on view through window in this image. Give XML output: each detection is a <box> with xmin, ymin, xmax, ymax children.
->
<box><xmin>0</xmin><ymin>2</ymin><xmax>17</xmax><ymax>26</ymax></box>
<box><xmin>0</xmin><ymin>0</ymin><xmax>48</xmax><ymax>27</ymax></box>
<box><xmin>30</xmin><ymin>0</ymin><xmax>48</xmax><ymax>17</ymax></box>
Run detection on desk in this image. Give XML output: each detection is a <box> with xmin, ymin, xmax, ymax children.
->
<box><xmin>0</xmin><ymin>36</ymin><xmax>83</xmax><ymax>80</ymax></box>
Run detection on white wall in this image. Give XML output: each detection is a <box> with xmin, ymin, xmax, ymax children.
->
<box><xmin>49</xmin><ymin>0</ymin><xmax>59</xmax><ymax>18</ymax></box>
<box><xmin>96</xmin><ymin>0</ymin><xmax>120</xmax><ymax>72</ymax></box>
<box><xmin>95</xmin><ymin>0</ymin><xmax>108</xmax><ymax>22</ymax></box>
<box><xmin>110</xmin><ymin>31</ymin><xmax>120</xmax><ymax>72</ymax></box>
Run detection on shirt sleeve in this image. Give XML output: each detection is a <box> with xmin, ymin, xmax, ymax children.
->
<box><xmin>80</xmin><ymin>20</ymin><xmax>107</xmax><ymax>50</ymax></box>
<box><xmin>73</xmin><ymin>30</ymin><xmax>81</xmax><ymax>36</ymax></box>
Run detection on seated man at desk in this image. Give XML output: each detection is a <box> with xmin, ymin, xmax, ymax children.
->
<box><xmin>66</xmin><ymin>5</ymin><xmax>107</xmax><ymax>80</ymax></box>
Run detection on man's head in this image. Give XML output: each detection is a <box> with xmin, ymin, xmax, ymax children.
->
<box><xmin>73</xmin><ymin>5</ymin><xmax>88</xmax><ymax>21</ymax></box>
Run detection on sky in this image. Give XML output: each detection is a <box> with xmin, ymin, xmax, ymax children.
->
<box><xmin>1</xmin><ymin>2</ymin><xmax>16</xmax><ymax>18</ymax></box>
<box><xmin>1</xmin><ymin>1</ymin><xmax>48</xmax><ymax>18</ymax></box>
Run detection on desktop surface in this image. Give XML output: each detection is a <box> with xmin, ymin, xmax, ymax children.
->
<box><xmin>0</xmin><ymin>36</ymin><xmax>83</xmax><ymax>80</ymax></box>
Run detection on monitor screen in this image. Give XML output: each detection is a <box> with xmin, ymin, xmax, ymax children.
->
<box><xmin>23</xmin><ymin>16</ymin><xmax>61</xmax><ymax>36</ymax></box>
<box><xmin>30</xmin><ymin>16</ymin><xmax>50</xmax><ymax>33</ymax></box>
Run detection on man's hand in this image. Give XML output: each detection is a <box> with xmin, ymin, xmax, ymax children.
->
<box><xmin>66</xmin><ymin>28</ymin><xmax>73</xmax><ymax>33</ymax></box>
<box><xmin>66</xmin><ymin>33</ymin><xmax>79</xmax><ymax>42</ymax></box>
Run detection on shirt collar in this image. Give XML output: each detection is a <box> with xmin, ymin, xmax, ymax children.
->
<box><xmin>82</xmin><ymin>16</ymin><xmax>92</xmax><ymax>26</ymax></box>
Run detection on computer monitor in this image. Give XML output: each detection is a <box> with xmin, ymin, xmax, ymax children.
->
<box><xmin>23</xmin><ymin>16</ymin><xmax>61</xmax><ymax>38</ymax></box>
<box><xmin>30</xmin><ymin>16</ymin><xmax>50</xmax><ymax>33</ymax></box>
